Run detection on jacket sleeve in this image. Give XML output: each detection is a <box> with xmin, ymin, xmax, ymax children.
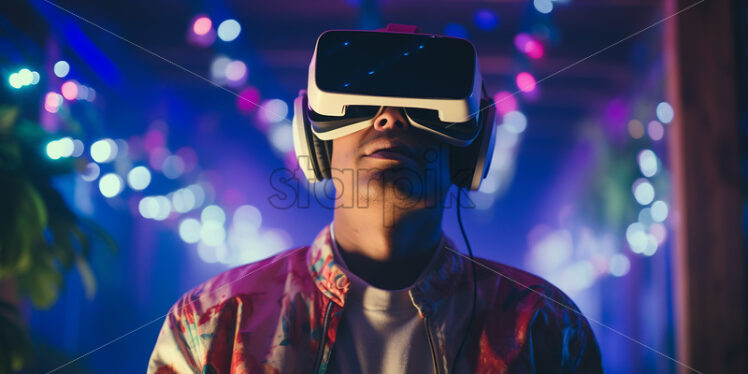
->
<box><xmin>147</xmin><ymin>301</ymin><xmax>202</xmax><ymax>374</ymax></box>
<box><xmin>519</xmin><ymin>295</ymin><xmax>604</xmax><ymax>374</ymax></box>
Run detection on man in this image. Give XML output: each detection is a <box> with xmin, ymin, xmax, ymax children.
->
<box><xmin>148</xmin><ymin>25</ymin><xmax>602</xmax><ymax>373</ymax></box>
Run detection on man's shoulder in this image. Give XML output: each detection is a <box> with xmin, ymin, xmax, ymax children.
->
<box><xmin>169</xmin><ymin>246</ymin><xmax>311</xmax><ymax>317</ymax></box>
<box><xmin>470</xmin><ymin>260</ymin><xmax>602</xmax><ymax>372</ymax></box>
<box><xmin>472</xmin><ymin>257</ymin><xmax>581</xmax><ymax>314</ymax></box>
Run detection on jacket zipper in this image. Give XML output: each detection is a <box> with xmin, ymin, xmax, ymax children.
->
<box><xmin>424</xmin><ymin>317</ymin><xmax>441</xmax><ymax>374</ymax></box>
<box><xmin>313</xmin><ymin>300</ymin><xmax>334</xmax><ymax>373</ymax></box>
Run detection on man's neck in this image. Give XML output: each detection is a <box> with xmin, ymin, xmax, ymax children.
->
<box><xmin>332</xmin><ymin>205</ymin><xmax>443</xmax><ymax>290</ymax></box>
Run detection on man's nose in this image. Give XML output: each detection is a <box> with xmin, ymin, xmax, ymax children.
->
<box><xmin>372</xmin><ymin>106</ymin><xmax>409</xmax><ymax>131</ymax></box>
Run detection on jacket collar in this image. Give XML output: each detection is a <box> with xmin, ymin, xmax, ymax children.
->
<box><xmin>305</xmin><ymin>222</ymin><xmax>465</xmax><ymax>318</ymax></box>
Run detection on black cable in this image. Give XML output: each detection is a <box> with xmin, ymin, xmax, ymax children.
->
<box><xmin>451</xmin><ymin>187</ymin><xmax>477</xmax><ymax>373</ymax></box>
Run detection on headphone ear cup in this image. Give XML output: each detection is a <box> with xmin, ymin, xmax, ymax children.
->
<box><xmin>312</xmin><ymin>136</ymin><xmax>332</xmax><ymax>179</ymax></box>
<box><xmin>450</xmin><ymin>98</ymin><xmax>497</xmax><ymax>190</ymax></box>
<box><xmin>293</xmin><ymin>91</ymin><xmax>328</xmax><ymax>182</ymax></box>
<box><xmin>450</xmin><ymin>141</ymin><xmax>479</xmax><ymax>189</ymax></box>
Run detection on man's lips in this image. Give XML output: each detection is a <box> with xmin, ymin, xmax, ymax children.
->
<box><xmin>363</xmin><ymin>142</ymin><xmax>417</xmax><ymax>162</ymax></box>
<box><xmin>367</xmin><ymin>148</ymin><xmax>414</xmax><ymax>161</ymax></box>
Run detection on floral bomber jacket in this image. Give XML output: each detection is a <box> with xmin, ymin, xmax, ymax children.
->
<box><xmin>147</xmin><ymin>223</ymin><xmax>603</xmax><ymax>373</ymax></box>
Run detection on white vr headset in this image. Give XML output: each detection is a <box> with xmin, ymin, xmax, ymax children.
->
<box><xmin>292</xmin><ymin>24</ymin><xmax>497</xmax><ymax>190</ymax></box>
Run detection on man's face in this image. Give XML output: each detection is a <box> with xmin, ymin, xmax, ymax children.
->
<box><xmin>330</xmin><ymin>106</ymin><xmax>452</xmax><ymax>208</ymax></box>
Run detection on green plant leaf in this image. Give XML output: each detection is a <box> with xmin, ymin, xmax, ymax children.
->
<box><xmin>16</xmin><ymin>258</ymin><xmax>62</xmax><ymax>308</ymax></box>
<box><xmin>0</xmin><ymin>178</ymin><xmax>46</xmax><ymax>277</ymax></box>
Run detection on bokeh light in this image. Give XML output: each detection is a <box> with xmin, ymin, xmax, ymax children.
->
<box><xmin>44</xmin><ymin>92</ymin><xmax>63</xmax><ymax>113</ymax></box>
<box><xmin>642</xmin><ymin>235</ymin><xmax>658</xmax><ymax>256</ymax></box>
<box><xmin>523</xmin><ymin>39</ymin><xmax>544</xmax><ymax>59</ymax></box>
<box><xmin>46</xmin><ymin>137</ymin><xmax>74</xmax><ymax>159</ymax></box>
<box><xmin>259</xmin><ymin>99</ymin><xmax>289</xmax><ymax>123</ymax></box>
<box><xmin>633</xmin><ymin>178</ymin><xmax>655</xmax><ymax>205</ymax></box>
<box><xmin>90</xmin><ymin>139</ymin><xmax>118</xmax><ymax>163</ymax></box>
<box><xmin>529</xmin><ymin>229</ymin><xmax>572</xmax><ymax>274</ymax></box>
<box><xmin>493</xmin><ymin>91</ymin><xmax>518</xmax><ymax>115</ymax></box>
<box><xmin>514</xmin><ymin>34</ymin><xmax>544</xmax><ymax>59</ymax></box>
<box><xmin>233</xmin><ymin>204</ymin><xmax>262</xmax><ymax>231</ymax></box>
<box><xmin>637</xmin><ymin>149</ymin><xmax>658</xmax><ymax>177</ymax></box>
<box><xmin>638</xmin><ymin>207</ymin><xmax>653</xmax><ymax>227</ymax></box>
<box><xmin>99</xmin><ymin>173</ymin><xmax>124</xmax><ymax>198</ymax></box>
<box><xmin>211</xmin><ymin>56</ymin><xmax>231</xmax><ymax>81</ymax></box>
<box><xmin>649</xmin><ymin>222</ymin><xmax>668</xmax><ymax>245</ymax></box>
<box><xmin>9</xmin><ymin>73</ymin><xmax>22</xmax><ymax>89</ymax></box>
<box><xmin>80</xmin><ymin>162</ymin><xmax>100</xmax><ymax>182</ymax></box>
<box><xmin>197</xmin><ymin>242</ymin><xmax>219</xmax><ymax>263</ymax></box>
<box><xmin>148</xmin><ymin>147</ymin><xmax>170</xmax><ymax>171</ymax></box>
<box><xmin>626</xmin><ymin>222</ymin><xmax>647</xmax><ymax>253</ymax></box>
<box><xmin>18</xmin><ymin>69</ymin><xmax>33</xmax><ymax>85</ymax></box>
<box><xmin>237</xmin><ymin>87</ymin><xmax>261</xmax><ymax>113</ymax></box>
<box><xmin>141</xmin><ymin>196</ymin><xmax>171</xmax><ymax>220</ymax></box>
<box><xmin>153</xmin><ymin>196</ymin><xmax>172</xmax><ymax>220</ymax></box>
<box><xmin>200</xmin><ymin>221</ymin><xmax>226</xmax><ymax>246</ymax></box>
<box><xmin>171</xmin><ymin>188</ymin><xmax>197</xmax><ymax>213</ymax></box>
<box><xmin>647</xmin><ymin>120</ymin><xmax>664</xmax><ymax>141</ymax></box>
<box><xmin>162</xmin><ymin>155</ymin><xmax>186</xmax><ymax>179</ymax></box>
<box><xmin>609</xmin><ymin>254</ymin><xmax>631</xmax><ymax>277</ymax></box>
<box><xmin>72</xmin><ymin>139</ymin><xmax>85</xmax><ymax>157</ymax></box>
<box><xmin>560</xmin><ymin>261</ymin><xmax>595</xmax><ymax>291</ymax></box>
<box><xmin>9</xmin><ymin>68</ymin><xmax>41</xmax><ymax>88</ymax></box>
<box><xmin>502</xmin><ymin>111</ymin><xmax>527</xmax><ymax>134</ymax></box>
<box><xmin>54</xmin><ymin>61</ymin><xmax>70</xmax><ymax>78</ymax></box>
<box><xmin>143</xmin><ymin>129</ymin><xmax>165</xmax><ymax>152</ymax></box>
<box><xmin>656</xmin><ymin>102</ymin><xmax>674</xmax><ymax>124</ymax></box>
<box><xmin>179</xmin><ymin>218</ymin><xmax>202</xmax><ymax>244</ymax></box>
<box><xmin>192</xmin><ymin>16</ymin><xmax>212</xmax><ymax>36</ymax></box>
<box><xmin>627</xmin><ymin>119</ymin><xmax>644</xmax><ymax>139</ymax></box>
<box><xmin>61</xmin><ymin>80</ymin><xmax>79</xmax><ymax>101</ymax></box>
<box><xmin>516</xmin><ymin>72</ymin><xmax>536</xmax><ymax>93</ymax></box>
<box><xmin>225</xmin><ymin>60</ymin><xmax>247</xmax><ymax>83</ymax></box>
<box><xmin>187</xmin><ymin>184</ymin><xmax>206</xmax><ymax>209</ymax></box>
<box><xmin>127</xmin><ymin>166</ymin><xmax>152</xmax><ymax>191</ymax></box>
<box><xmin>651</xmin><ymin>200</ymin><xmax>669</xmax><ymax>222</ymax></box>
<box><xmin>202</xmin><ymin>205</ymin><xmax>226</xmax><ymax>224</ymax></box>
<box><xmin>217</xmin><ymin>19</ymin><xmax>241</xmax><ymax>42</ymax></box>
<box><xmin>269</xmin><ymin>123</ymin><xmax>294</xmax><ymax>153</ymax></box>
<box><xmin>533</xmin><ymin>0</ymin><xmax>554</xmax><ymax>14</ymax></box>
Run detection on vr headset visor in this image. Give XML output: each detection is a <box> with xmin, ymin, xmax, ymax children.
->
<box><xmin>304</xmin><ymin>30</ymin><xmax>488</xmax><ymax>146</ymax></box>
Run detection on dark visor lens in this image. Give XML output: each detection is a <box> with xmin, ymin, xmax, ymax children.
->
<box><xmin>315</xmin><ymin>31</ymin><xmax>476</xmax><ymax>99</ymax></box>
<box><xmin>404</xmin><ymin>107</ymin><xmax>480</xmax><ymax>143</ymax></box>
<box><xmin>308</xmin><ymin>105</ymin><xmax>381</xmax><ymax>136</ymax></box>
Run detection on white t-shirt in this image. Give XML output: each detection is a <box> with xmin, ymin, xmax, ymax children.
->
<box><xmin>327</xmin><ymin>226</ymin><xmax>441</xmax><ymax>374</ymax></box>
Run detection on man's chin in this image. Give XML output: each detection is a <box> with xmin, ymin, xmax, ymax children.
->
<box><xmin>357</xmin><ymin>172</ymin><xmax>426</xmax><ymax>199</ymax></box>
